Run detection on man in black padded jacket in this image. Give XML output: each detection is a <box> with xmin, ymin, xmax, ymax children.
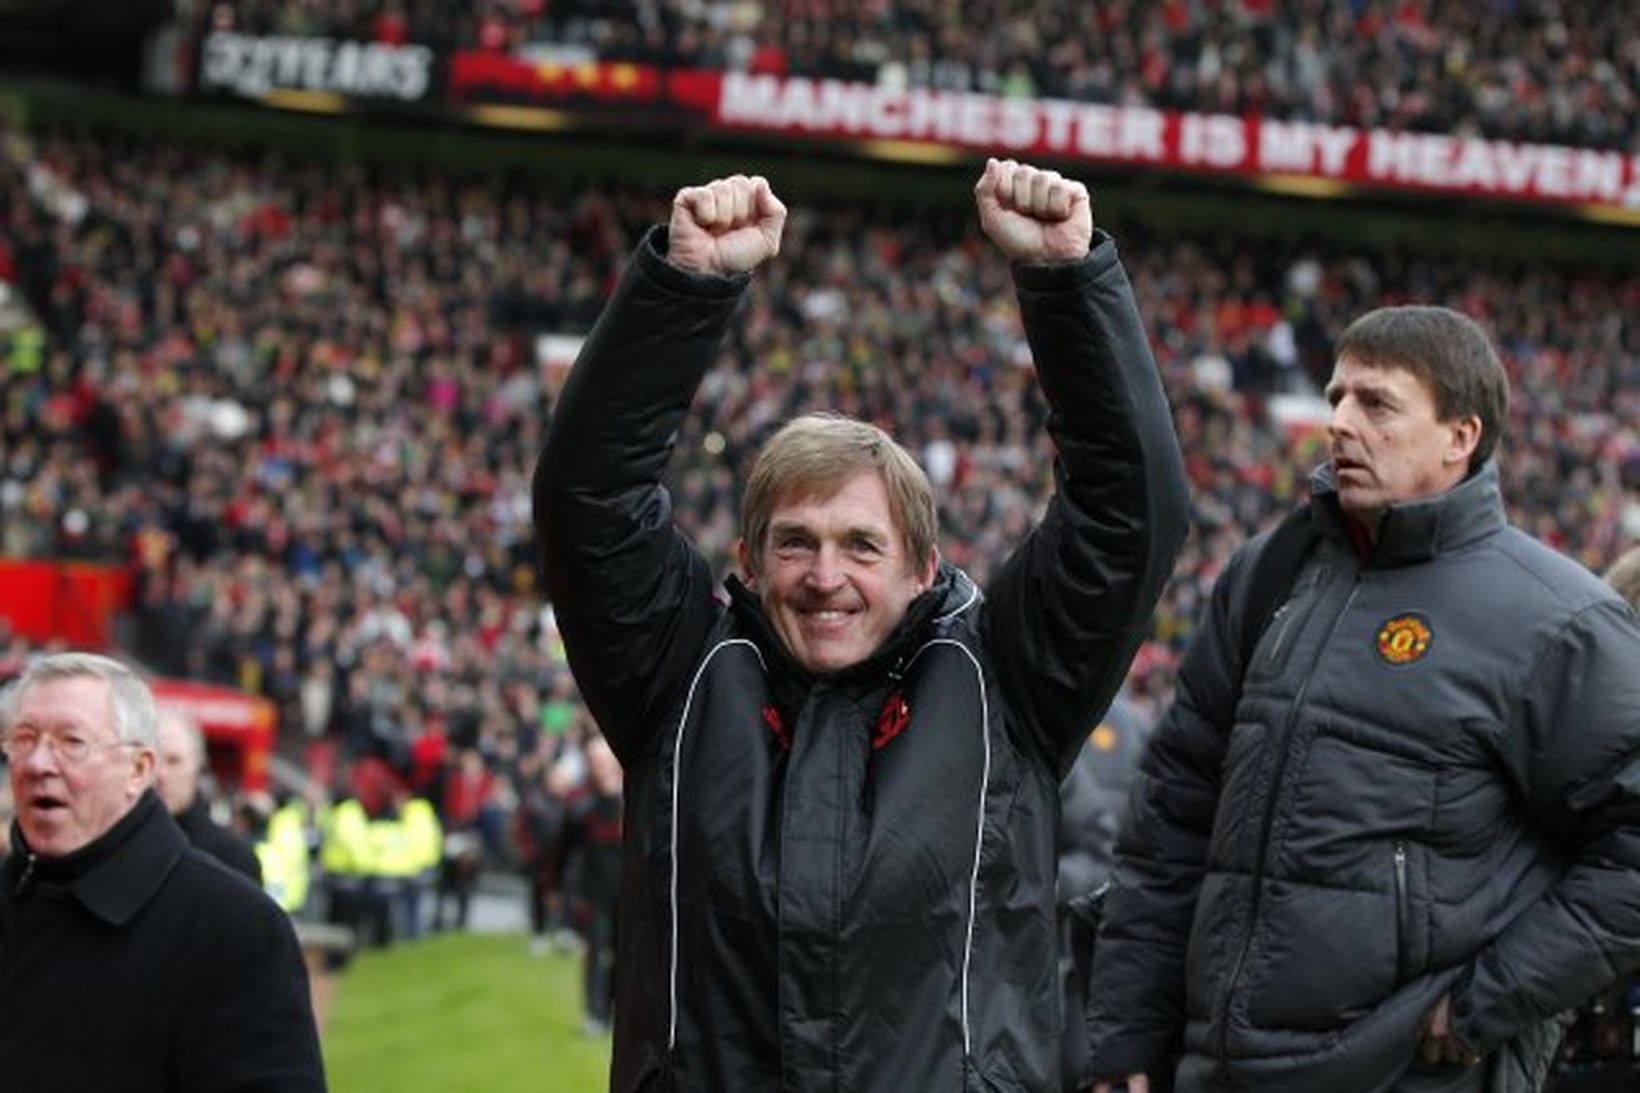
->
<box><xmin>1087</xmin><ymin>307</ymin><xmax>1640</xmax><ymax>1093</ymax></box>
<box><xmin>535</xmin><ymin>159</ymin><xmax>1188</xmax><ymax>1092</ymax></box>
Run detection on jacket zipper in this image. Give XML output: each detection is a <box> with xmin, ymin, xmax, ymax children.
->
<box><xmin>1217</xmin><ymin>578</ymin><xmax>1361</xmax><ymax>1081</ymax></box>
<box><xmin>1262</xmin><ymin>602</ymin><xmax>1296</xmax><ymax>671</ymax></box>
<box><xmin>14</xmin><ymin>852</ymin><xmax>36</xmax><ymax>896</ymax></box>
<box><xmin>1394</xmin><ymin>841</ymin><xmax>1412</xmax><ymax>982</ymax></box>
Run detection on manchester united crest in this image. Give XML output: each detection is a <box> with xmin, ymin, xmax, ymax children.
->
<box><xmin>1375</xmin><ymin>613</ymin><xmax>1433</xmax><ymax>666</ymax></box>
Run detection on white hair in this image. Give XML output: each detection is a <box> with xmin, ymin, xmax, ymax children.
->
<box><xmin>3</xmin><ymin>652</ymin><xmax>159</xmax><ymax>747</ymax></box>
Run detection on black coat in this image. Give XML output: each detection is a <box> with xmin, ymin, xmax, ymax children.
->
<box><xmin>535</xmin><ymin>227</ymin><xmax>1188</xmax><ymax>1091</ymax></box>
<box><xmin>176</xmin><ymin>798</ymin><xmax>264</xmax><ymax>884</ymax></box>
<box><xmin>0</xmin><ymin>791</ymin><xmax>326</xmax><ymax>1093</ymax></box>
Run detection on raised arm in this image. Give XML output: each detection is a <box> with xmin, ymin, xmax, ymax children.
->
<box><xmin>974</xmin><ymin>157</ymin><xmax>1093</xmax><ymax>264</ymax></box>
<box><xmin>975</xmin><ymin>158</ymin><xmax>1189</xmax><ymax>775</ymax></box>
<box><xmin>532</xmin><ymin>176</ymin><xmax>785</xmax><ymax>765</ymax></box>
<box><xmin>667</xmin><ymin>174</ymin><xmax>787</xmax><ymax>276</ymax></box>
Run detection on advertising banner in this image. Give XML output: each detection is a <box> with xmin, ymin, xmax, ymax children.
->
<box><xmin>198</xmin><ymin>31</ymin><xmax>436</xmax><ymax>103</ymax></box>
<box><xmin>446</xmin><ymin>57</ymin><xmax>1640</xmax><ymax>215</ymax></box>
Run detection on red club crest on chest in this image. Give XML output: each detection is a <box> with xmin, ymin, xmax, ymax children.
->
<box><xmin>1375</xmin><ymin>613</ymin><xmax>1433</xmax><ymax>666</ymax></box>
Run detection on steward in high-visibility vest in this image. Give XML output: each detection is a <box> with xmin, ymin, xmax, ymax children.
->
<box><xmin>257</xmin><ymin>799</ymin><xmax>312</xmax><ymax>914</ymax></box>
<box><xmin>368</xmin><ymin>792</ymin><xmax>443</xmax><ymax>942</ymax></box>
<box><xmin>320</xmin><ymin>797</ymin><xmax>372</xmax><ymax>878</ymax></box>
<box><xmin>320</xmin><ymin>797</ymin><xmax>377</xmax><ymax>944</ymax></box>
<box><xmin>402</xmin><ymin>797</ymin><xmax>443</xmax><ymax>877</ymax></box>
<box><xmin>366</xmin><ymin>811</ymin><xmax>418</xmax><ymax>882</ymax></box>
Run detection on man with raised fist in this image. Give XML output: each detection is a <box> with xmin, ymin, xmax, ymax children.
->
<box><xmin>534</xmin><ymin>159</ymin><xmax>1187</xmax><ymax>1091</ymax></box>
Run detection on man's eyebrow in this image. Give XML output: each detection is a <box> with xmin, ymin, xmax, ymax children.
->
<box><xmin>7</xmin><ymin>716</ymin><xmax>79</xmax><ymax>733</ymax></box>
<box><xmin>1326</xmin><ymin>378</ymin><xmax>1397</xmax><ymax>401</ymax></box>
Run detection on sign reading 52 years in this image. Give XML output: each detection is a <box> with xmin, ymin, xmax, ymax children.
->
<box><xmin>199</xmin><ymin>32</ymin><xmax>435</xmax><ymax>103</ymax></box>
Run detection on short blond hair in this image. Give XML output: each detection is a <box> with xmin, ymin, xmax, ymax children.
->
<box><xmin>740</xmin><ymin>413</ymin><xmax>938</xmax><ymax>576</ymax></box>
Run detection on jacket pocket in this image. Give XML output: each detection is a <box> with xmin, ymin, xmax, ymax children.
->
<box><xmin>1248</xmin><ymin>599</ymin><xmax>1302</xmax><ymax>682</ymax></box>
<box><xmin>1245</xmin><ymin>563</ymin><xmax>1325</xmax><ymax>684</ymax></box>
<box><xmin>1392</xmin><ymin>839</ymin><xmax>1431</xmax><ymax>985</ymax></box>
<box><xmin>1394</xmin><ymin>841</ymin><xmax>1413</xmax><ymax>983</ymax></box>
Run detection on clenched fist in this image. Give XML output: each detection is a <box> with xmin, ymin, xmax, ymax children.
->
<box><xmin>667</xmin><ymin>174</ymin><xmax>788</xmax><ymax>276</ymax></box>
<box><xmin>975</xmin><ymin>158</ymin><xmax>1093</xmax><ymax>263</ymax></box>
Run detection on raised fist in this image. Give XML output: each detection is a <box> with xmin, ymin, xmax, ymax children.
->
<box><xmin>975</xmin><ymin>158</ymin><xmax>1093</xmax><ymax>263</ymax></box>
<box><xmin>667</xmin><ymin>174</ymin><xmax>788</xmax><ymax>276</ymax></box>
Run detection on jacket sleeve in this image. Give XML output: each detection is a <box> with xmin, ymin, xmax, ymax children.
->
<box><xmin>179</xmin><ymin>889</ymin><xmax>327</xmax><ymax>1092</ymax></box>
<box><xmin>981</xmin><ymin>232</ymin><xmax>1189</xmax><ymax>777</ymax></box>
<box><xmin>1451</xmin><ymin>597</ymin><xmax>1640</xmax><ymax>1054</ymax></box>
<box><xmin>1082</xmin><ymin>542</ymin><xmax>1255</xmax><ymax>1080</ymax></box>
<box><xmin>533</xmin><ymin>227</ymin><xmax>748</xmax><ymax>767</ymax></box>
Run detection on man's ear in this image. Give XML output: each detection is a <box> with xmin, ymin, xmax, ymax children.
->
<box><xmin>916</xmin><ymin>549</ymin><xmax>939</xmax><ymax>593</ymax></box>
<box><xmin>128</xmin><ymin>746</ymin><xmax>157</xmax><ymax>798</ymax></box>
<box><xmin>1445</xmin><ymin>414</ymin><xmax>1482</xmax><ymax>467</ymax></box>
<box><xmin>737</xmin><ymin>537</ymin><xmax>758</xmax><ymax>590</ymax></box>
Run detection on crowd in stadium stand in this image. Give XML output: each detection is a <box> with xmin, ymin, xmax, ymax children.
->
<box><xmin>195</xmin><ymin>0</ymin><xmax>1640</xmax><ymax>151</ymax></box>
<box><xmin>1</xmin><ymin>123</ymin><xmax>1637</xmax><ymax>886</ymax></box>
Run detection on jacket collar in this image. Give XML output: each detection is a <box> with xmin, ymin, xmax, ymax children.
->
<box><xmin>11</xmin><ymin>790</ymin><xmax>188</xmax><ymax>927</ymax></box>
<box><xmin>1309</xmin><ymin>459</ymin><xmax>1507</xmax><ymax>567</ymax></box>
<box><xmin>175</xmin><ymin>797</ymin><xmax>215</xmax><ymax>839</ymax></box>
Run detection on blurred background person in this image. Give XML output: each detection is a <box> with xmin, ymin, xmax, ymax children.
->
<box><xmin>154</xmin><ymin>708</ymin><xmax>262</xmax><ymax>883</ymax></box>
<box><xmin>1057</xmin><ymin>690</ymin><xmax>1154</xmax><ymax>1088</ymax></box>
<box><xmin>560</xmin><ymin>732</ymin><xmax>623</xmax><ymax>1037</ymax></box>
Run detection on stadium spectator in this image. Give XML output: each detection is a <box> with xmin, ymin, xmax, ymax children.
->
<box><xmin>1086</xmin><ymin>307</ymin><xmax>1640</xmax><ymax>1093</ymax></box>
<box><xmin>559</xmin><ymin>732</ymin><xmax>622</xmax><ymax>1036</ymax></box>
<box><xmin>533</xmin><ymin>161</ymin><xmax>1187</xmax><ymax>1090</ymax></box>
<box><xmin>0</xmin><ymin>652</ymin><xmax>325</xmax><ymax>1092</ymax></box>
<box><xmin>515</xmin><ymin>729</ymin><xmax>575</xmax><ymax>951</ymax></box>
<box><xmin>154</xmin><ymin>707</ymin><xmax>264</xmax><ymax>881</ymax></box>
<box><xmin>433</xmin><ymin>745</ymin><xmax>497</xmax><ymax>930</ymax></box>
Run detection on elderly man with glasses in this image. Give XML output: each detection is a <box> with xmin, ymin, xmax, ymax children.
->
<box><xmin>0</xmin><ymin>652</ymin><xmax>326</xmax><ymax>1093</ymax></box>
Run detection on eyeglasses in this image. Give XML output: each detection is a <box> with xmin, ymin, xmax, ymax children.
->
<box><xmin>0</xmin><ymin>726</ymin><xmax>137</xmax><ymax>765</ymax></box>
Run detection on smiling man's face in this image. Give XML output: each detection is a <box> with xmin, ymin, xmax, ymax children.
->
<box><xmin>7</xmin><ymin>676</ymin><xmax>153</xmax><ymax>858</ymax></box>
<box><xmin>740</xmin><ymin>470</ymin><xmax>936</xmax><ymax>675</ymax></box>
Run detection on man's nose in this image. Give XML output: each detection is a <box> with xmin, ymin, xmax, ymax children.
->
<box><xmin>17</xmin><ymin>741</ymin><xmax>62</xmax><ymax>774</ymax></box>
<box><xmin>804</xmin><ymin>545</ymin><xmax>845</xmax><ymax>590</ymax></box>
<box><xmin>1327</xmin><ymin>401</ymin><xmax>1356</xmax><ymax>441</ymax></box>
